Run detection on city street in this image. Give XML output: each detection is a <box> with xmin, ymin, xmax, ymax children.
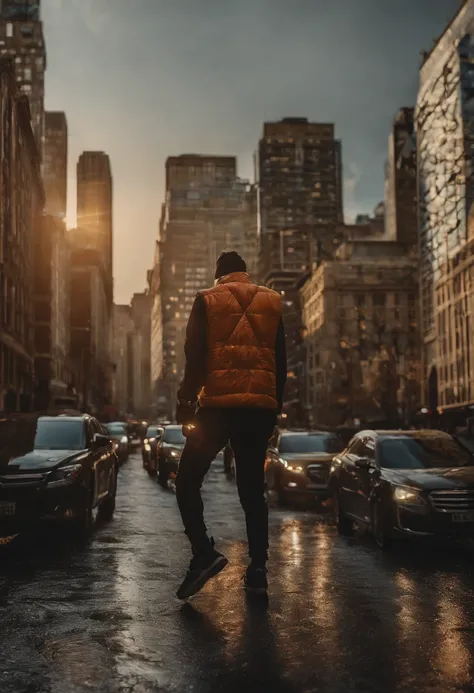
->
<box><xmin>2</xmin><ymin>453</ymin><xmax>474</xmax><ymax>693</ymax></box>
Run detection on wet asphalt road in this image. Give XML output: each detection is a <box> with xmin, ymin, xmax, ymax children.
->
<box><xmin>2</xmin><ymin>455</ymin><xmax>474</xmax><ymax>692</ymax></box>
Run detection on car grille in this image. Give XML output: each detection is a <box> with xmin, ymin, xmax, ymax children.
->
<box><xmin>306</xmin><ymin>464</ymin><xmax>329</xmax><ymax>484</ymax></box>
<box><xmin>430</xmin><ymin>490</ymin><xmax>474</xmax><ymax>513</ymax></box>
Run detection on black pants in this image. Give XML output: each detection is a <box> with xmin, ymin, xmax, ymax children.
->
<box><xmin>175</xmin><ymin>407</ymin><xmax>276</xmax><ymax>563</ymax></box>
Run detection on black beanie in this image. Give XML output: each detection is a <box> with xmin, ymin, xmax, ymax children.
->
<box><xmin>215</xmin><ymin>251</ymin><xmax>247</xmax><ymax>279</ymax></box>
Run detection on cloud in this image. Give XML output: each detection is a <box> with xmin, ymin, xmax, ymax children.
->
<box><xmin>344</xmin><ymin>162</ymin><xmax>362</xmax><ymax>197</ymax></box>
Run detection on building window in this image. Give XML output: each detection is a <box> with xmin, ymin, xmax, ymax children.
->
<box><xmin>6</xmin><ymin>23</ymin><xmax>13</xmax><ymax>38</ymax></box>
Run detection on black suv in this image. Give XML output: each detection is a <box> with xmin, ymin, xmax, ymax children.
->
<box><xmin>0</xmin><ymin>413</ymin><xmax>118</xmax><ymax>537</ymax></box>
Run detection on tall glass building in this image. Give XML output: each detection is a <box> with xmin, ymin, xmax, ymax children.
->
<box><xmin>416</xmin><ymin>1</ymin><xmax>474</xmax><ymax>409</ymax></box>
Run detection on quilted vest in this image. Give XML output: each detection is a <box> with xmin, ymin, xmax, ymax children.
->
<box><xmin>198</xmin><ymin>272</ymin><xmax>282</xmax><ymax>409</ymax></box>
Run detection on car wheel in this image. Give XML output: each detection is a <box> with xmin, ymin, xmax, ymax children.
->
<box><xmin>372</xmin><ymin>501</ymin><xmax>392</xmax><ymax>550</ymax></box>
<box><xmin>333</xmin><ymin>488</ymin><xmax>354</xmax><ymax>536</ymax></box>
<box><xmin>72</xmin><ymin>479</ymin><xmax>94</xmax><ymax>536</ymax></box>
<box><xmin>98</xmin><ymin>469</ymin><xmax>117</xmax><ymax>521</ymax></box>
<box><xmin>158</xmin><ymin>458</ymin><xmax>169</xmax><ymax>487</ymax></box>
<box><xmin>267</xmin><ymin>468</ymin><xmax>286</xmax><ymax>506</ymax></box>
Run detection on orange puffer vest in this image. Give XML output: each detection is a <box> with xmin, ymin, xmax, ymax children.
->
<box><xmin>198</xmin><ymin>272</ymin><xmax>282</xmax><ymax>409</ymax></box>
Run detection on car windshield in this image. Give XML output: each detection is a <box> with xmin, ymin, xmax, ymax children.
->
<box><xmin>34</xmin><ymin>420</ymin><xmax>85</xmax><ymax>451</ymax></box>
<box><xmin>279</xmin><ymin>433</ymin><xmax>344</xmax><ymax>454</ymax></box>
<box><xmin>379</xmin><ymin>436</ymin><xmax>474</xmax><ymax>470</ymax></box>
<box><xmin>107</xmin><ymin>424</ymin><xmax>127</xmax><ymax>435</ymax></box>
<box><xmin>146</xmin><ymin>426</ymin><xmax>160</xmax><ymax>438</ymax></box>
<box><xmin>163</xmin><ymin>427</ymin><xmax>186</xmax><ymax>445</ymax></box>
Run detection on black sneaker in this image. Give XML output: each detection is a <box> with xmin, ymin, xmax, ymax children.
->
<box><xmin>243</xmin><ymin>565</ymin><xmax>268</xmax><ymax>594</ymax></box>
<box><xmin>177</xmin><ymin>542</ymin><xmax>228</xmax><ymax>600</ymax></box>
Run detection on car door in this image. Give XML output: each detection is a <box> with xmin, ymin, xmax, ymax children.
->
<box><xmin>265</xmin><ymin>429</ymin><xmax>280</xmax><ymax>474</ymax></box>
<box><xmin>89</xmin><ymin>418</ymin><xmax>113</xmax><ymax>504</ymax></box>
<box><xmin>351</xmin><ymin>436</ymin><xmax>378</xmax><ymax>524</ymax></box>
<box><xmin>339</xmin><ymin>436</ymin><xmax>367</xmax><ymax>517</ymax></box>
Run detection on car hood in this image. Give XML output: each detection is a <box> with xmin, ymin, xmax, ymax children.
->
<box><xmin>280</xmin><ymin>452</ymin><xmax>334</xmax><ymax>469</ymax></box>
<box><xmin>162</xmin><ymin>443</ymin><xmax>185</xmax><ymax>452</ymax></box>
<box><xmin>382</xmin><ymin>466</ymin><xmax>474</xmax><ymax>491</ymax></box>
<box><xmin>1</xmin><ymin>450</ymin><xmax>88</xmax><ymax>473</ymax></box>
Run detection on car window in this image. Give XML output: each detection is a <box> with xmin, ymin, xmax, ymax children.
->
<box><xmin>34</xmin><ymin>419</ymin><xmax>85</xmax><ymax>451</ymax></box>
<box><xmin>107</xmin><ymin>423</ymin><xmax>127</xmax><ymax>434</ymax></box>
<box><xmin>146</xmin><ymin>426</ymin><xmax>161</xmax><ymax>438</ymax></box>
<box><xmin>279</xmin><ymin>433</ymin><xmax>344</xmax><ymax>454</ymax></box>
<box><xmin>163</xmin><ymin>427</ymin><xmax>186</xmax><ymax>445</ymax></box>
<box><xmin>379</xmin><ymin>435</ymin><xmax>474</xmax><ymax>469</ymax></box>
<box><xmin>361</xmin><ymin>437</ymin><xmax>376</xmax><ymax>460</ymax></box>
<box><xmin>347</xmin><ymin>437</ymin><xmax>365</xmax><ymax>456</ymax></box>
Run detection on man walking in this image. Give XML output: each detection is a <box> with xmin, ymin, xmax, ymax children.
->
<box><xmin>175</xmin><ymin>251</ymin><xmax>287</xmax><ymax>599</ymax></box>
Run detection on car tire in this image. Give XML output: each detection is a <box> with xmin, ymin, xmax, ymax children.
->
<box><xmin>158</xmin><ymin>458</ymin><xmax>169</xmax><ymax>487</ymax></box>
<box><xmin>333</xmin><ymin>488</ymin><xmax>354</xmax><ymax>536</ymax></box>
<box><xmin>266</xmin><ymin>468</ymin><xmax>286</xmax><ymax>506</ymax></box>
<box><xmin>98</xmin><ymin>469</ymin><xmax>117</xmax><ymax>521</ymax></box>
<box><xmin>72</xmin><ymin>479</ymin><xmax>94</xmax><ymax>537</ymax></box>
<box><xmin>372</xmin><ymin>501</ymin><xmax>392</xmax><ymax>550</ymax></box>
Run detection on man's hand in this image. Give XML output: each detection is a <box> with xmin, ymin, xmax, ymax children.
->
<box><xmin>176</xmin><ymin>400</ymin><xmax>196</xmax><ymax>425</ymax></box>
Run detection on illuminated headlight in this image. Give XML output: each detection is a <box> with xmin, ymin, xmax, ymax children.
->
<box><xmin>144</xmin><ymin>444</ymin><xmax>151</xmax><ymax>452</ymax></box>
<box><xmin>278</xmin><ymin>457</ymin><xmax>288</xmax><ymax>468</ymax></box>
<box><xmin>47</xmin><ymin>464</ymin><xmax>83</xmax><ymax>488</ymax></box>
<box><xmin>169</xmin><ymin>450</ymin><xmax>180</xmax><ymax>458</ymax></box>
<box><xmin>393</xmin><ymin>486</ymin><xmax>425</xmax><ymax>505</ymax></box>
<box><xmin>120</xmin><ymin>436</ymin><xmax>128</xmax><ymax>444</ymax></box>
<box><xmin>287</xmin><ymin>464</ymin><xmax>304</xmax><ymax>473</ymax></box>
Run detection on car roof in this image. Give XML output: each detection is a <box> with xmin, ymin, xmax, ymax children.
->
<box><xmin>38</xmin><ymin>415</ymin><xmax>86</xmax><ymax>423</ymax></box>
<box><xmin>280</xmin><ymin>429</ymin><xmax>334</xmax><ymax>436</ymax></box>
<box><xmin>358</xmin><ymin>429</ymin><xmax>452</xmax><ymax>439</ymax></box>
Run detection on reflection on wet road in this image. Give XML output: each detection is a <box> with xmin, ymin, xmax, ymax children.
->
<box><xmin>2</xmin><ymin>454</ymin><xmax>474</xmax><ymax>692</ymax></box>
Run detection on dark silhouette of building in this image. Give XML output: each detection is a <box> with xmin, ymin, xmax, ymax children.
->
<box><xmin>0</xmin><ymin>0</ymin><xmax>46</xmax><ymax>156</ymax></box>
<box><xmin>34</xmin><ymin>215</ymin><xmax>75</xmax><ymax>409</ymax></box>
<box><xmin>0</xmin><ymin>59</ymin><xmax>44</xmax><ymax>411</ymax></box>
<box><xmin>77</xmin><ymin>151</ymin><xmax>113</xmax><ymax>301</ymax></box>
<box><xmin>44</xmin><ymin>111</ymin><xmax>67</xmax><ymax>218</ymax></box>
<box><xmin>257</xmin><ymin>118</ymin><xmax>343</xmax><ymax>424</ymax></box>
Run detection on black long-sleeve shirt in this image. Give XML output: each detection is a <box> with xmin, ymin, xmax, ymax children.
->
<box><xmin>177</xmin><ymin>294</ymin><xmax>287</xmax><ymax>411</ymax></box>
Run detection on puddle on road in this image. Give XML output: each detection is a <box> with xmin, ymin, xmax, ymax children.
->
<box><xmin>43</xmin><ymin>634</ymin><xmax>115</xmax><ymax>690</ymax></box>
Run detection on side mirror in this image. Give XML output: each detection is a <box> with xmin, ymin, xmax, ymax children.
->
<box><xmin>94</xmin><ymin>433</ymin><xmax>110</xmax><ymax>449</ymax></box>
<box><xmin>355</xmin><ymin>457</ymin><xmax>372</xmax><ymax>469</ymax></box>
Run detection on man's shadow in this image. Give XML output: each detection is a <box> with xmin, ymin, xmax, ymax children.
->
<box><xmin>179</xmin><ymin>594</ymin><xmax>294</xmax><ymax>693</ymax></box>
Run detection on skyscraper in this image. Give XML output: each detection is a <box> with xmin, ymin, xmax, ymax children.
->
<box><xmin>77</xmin><ymin>151</ymin><xmax>113</xmax><ymax>300</ymax></box>
<box><xmin>156</xmin><ymin>154</ymin><xmax>257</xmax><ymax>417</ymax></box>
<box><xmin>257</xmin><ymin>118</ymin><xmax>343</xmax><ymax>424</ymax></box>
<box><xmin>416</xmin><ymin>2</ymin><xmax>474</xmax><ymax>410</ymax></box>
<box><xmin>257</xmin><ymin>118</ymin><xmax>343</xmax><ymax>289</ymax></box>
<box><xmin>384</xmin><ymin>108</ymin><xmax>417</xmax><ymax>245</ymax></box>
<box><xmin>0</xmin><ymin>0</ymin><xmax>46</xmax><ymax>155</ymax></box>
<box><xmin>44</xmin><ymin>111</ymin><xmax>67</xmax><ymax>218</ymax></box>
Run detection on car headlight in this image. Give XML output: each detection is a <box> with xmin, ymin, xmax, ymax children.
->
<box><xmin>393</xmin><ymin>486</ymin><xmax>425</xmax><ymax>505</ymax></box>
<box><xmin>169</xmin><ymin>450</ymin><xmax>180</xmax><ymax>458</ymax></box>
<box><xmin>120</xmin><ymin>436</ymin><xmax>128</xmax><ymax>444</ymax></box>
<box><xmin>287</xmin><ymin>464</ymin><xmax>304</xmax><ymax>473</ymax></box>
<box><xmin>144</xmin><ymin>444</ymin><xmax>151</xmax><ymax>452</ymax></box>
<box><xmin>47</xmin><ymin>464</ymin><xmax>83</xmax><ymax>488</ymax></box>
<box><xmin>278</xmin><ymin>457</ymin><xmax>288</xmax><ymax>468</ymax></box>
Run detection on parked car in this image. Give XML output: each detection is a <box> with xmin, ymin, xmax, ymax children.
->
<box><xmin>142</xmin><ymin>425</ymin><xmax>164</xmax><ymax>474</ymax></box>
<box><xmin>106</xmin><ymin>421</ymin><xmax>130</xmax><ymax>463</ymax></box>
<box><xmin>157</xmin><ymin>424</ymin><xmax>186</xmax><ymax>486</ymax></box>
<box><xmin>329</xmin><ymin>429</ymin><xmax>474</xmax><ymax>549</ymax></box>
<box><xmin>0</xmin><ymin>413</ymin><xmax>118</xmax><ymax>537</ymax></box>
<box><xmin>265</xmin><ymin>429</ymin><xmax>344</xmax><ymax>505</ymax></box>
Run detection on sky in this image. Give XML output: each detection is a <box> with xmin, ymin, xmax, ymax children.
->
<box><xmin>42</xmin><ymin>0</ymin><xmax>461</xmax><ymax>304</ymax></box>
